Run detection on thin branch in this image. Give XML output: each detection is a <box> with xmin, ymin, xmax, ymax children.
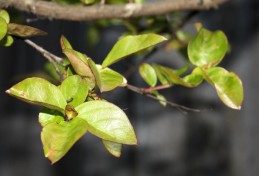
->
<box><xmin>23</xmin><ymin>39</ymin><xmax>66</xmax><ymax>80</ymax></box>
<box><xmin>0</xmin><ymin>0</ymin><xmax>230</xmax><ymax>21</ymax></box>
<box><xmin>127</xmin><ymin>84</ymin><xmax>201</xmax><ymax>112</ymax></box>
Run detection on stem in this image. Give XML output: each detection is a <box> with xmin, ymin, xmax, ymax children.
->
<box><xmin>127</xmin><ymin>84</ymin><xmax>201</xmax><ymax>112</ymax></box>
<box><xmin>23</xmin><ymin>39</ymin><xmax>66</xmax><ymax>81</ymax></box>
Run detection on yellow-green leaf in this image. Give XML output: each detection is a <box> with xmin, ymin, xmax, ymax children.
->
<box><xmin>139</xmin><ymin>63</ymin><xmax>157</xmax><ymax>87</ymax></box>
<box><xmin>0</xmin><ymin>9</ymin><xmax>10</xmax><ymax>23</ymax></box>
<box><xmin>102</xmin><ymin>140</ymin><xmax>122</xmax><ymax>157</ymax></box>
<box><xmin>0</xmin><ymin>17</ymin><xmax>7</xmax><ymax>41</ymax></box>
<box><xmin>8</xmin><ymin>23</ymin><xmax>47</xmax><ymax>37</ymax></box>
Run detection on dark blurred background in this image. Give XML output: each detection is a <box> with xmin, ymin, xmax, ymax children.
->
<box><xmin>0</xmin><ymin>0</ymin><xmax>259</xmax><ymax>175</ymax></box>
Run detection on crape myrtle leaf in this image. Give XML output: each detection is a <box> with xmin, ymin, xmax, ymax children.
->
<box><xmin>88</xmin><ymin>59</ymin><xmax>102</xmax><ymax>90</ymax></box>
<box><xmin>0</xmin><ymin>35</ymin><xmax>13</xmax><ymax>47</ymax></box>
<box><xmin>102</xmin><ymin>140</ymin><xmax>122</xmax><ymax>157</ymax></box>
<box><xmin>152</xmin><ymin>64</ymin><xmax>193</xmax><ymax>87</ymax></box>
<box><xmin>41</xmin><ymin>118</ymin><xmax>88</xmax><ymax>164</ymax></box>
<box><xmin>152</xmin><ymin>90</ymin><xmax>167</xmax><ymax>107</ymax></box>
<box><xmin>0</xmin><ymin>17</ymin><xmax>7</xmax><ymax>41</ymax></box>
<box><xmin>139</xmin><ymin>63</ymin><xmax>157</xmax><ymax>87</ymax></box>
<box><xmin>8</xmin><ymin>23</ymin><xmax>47</xmax><ymax>37</ymax></box>
<box><xmin>60</xmin><ymin>35</ymin><xmax>73</xmax><ymax>50</ymax></box>
<box><xmin>188</xmin><ymin>28</ymin><xmax>228</xmax><ymax>68</ymax></box>
<box><xmin>99</xmin><ymin>66</ymin><xmax>127</xmax><ymax>92</ymax></box>
<box><xmin>175</xmin><ymin>65</ymin><xmax>188</xmax><ymax>76</ymax></box>
<box><xmin>76</xmin><ymin>100</ymin><xmax>137</xmax><ymax>145</ymax></box>
<box><xmin>0</xmin><ymin>9</ymin><xmax>10</xmax><ymax>23</ymax></box>
<box><xmin>102</xmin><ymin>34</ymin><xmax>167</xmax><ymax>68</ymax></box>
<box><xmin>6</xmin><ymin>77</ymin><xmax>67</xmax><ymax>113</ymax></box>
<box><xmin>204</xmin><ymin>67</ymin><xmax>244</xmax><ymax>109</ymax></box>
<box><xmin>183</xmin><ymin>67</ymin><xmax>204</xmax><ymax>87</ymax></box>
<box><xmin>60</xmin><ymin>75</ymin><xmax>88</xmax><ymax>107</ymax></box>
<box><xmin>39</xmin><ymin>108</ymin><xmax>64</xmax><ymax>127</ymax></box>
<box><xmin>63</xmin><ymin>48</ymin><xmax>93</xmax><ymax>78</ymax></box>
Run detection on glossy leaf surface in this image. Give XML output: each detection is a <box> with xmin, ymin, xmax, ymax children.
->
<box><xmin>102</xmin><ymin>140</ymin><xmax>122</xmax><ymax>157</ymax></box>
<box><xmin>139</xmin><ymin>63</ymin><xmax>157</xmax><ymax>87</ymax></box>
<box><xmin>204</xmin><ymin>67</ymin><xmax>243</xmax><ymax>109</ymax></box>
<box><xmin>8</xmin><ymin>23</ymin><xmax>47</xmax><ymax>37</ymax></box>
<box><xmin>60</xmin><ymin>75</ymin><xmax>88</xmax><ymax>107</ymax></box>
<box><xmin>39</xmin><ymin>108</ymin><xmax>64</xmax><ymax>127</ymax></box>
<box><xmin>41</xmin><ymin>118</ymin><xmax>88</xmax><ymax>164</ymax></box>
<box><xmin>0</xmin><ymin>17</ymin><xmax>7</xmax><ymax>41</ymax></box>
<box><xmin>76</xmin><ymin>100</ymin><xmax>137</xmax><ymax>145</ymax></box>
<box><xmin>102</xmin><ymin>34</ymin><xmax>167</xmax><ymax>67</ymax></box>
<box><xmin>0</xmin><ymin>9</ymin><xmax>10</xmax><ymax>23</ymax></box>
<box><xmin>6</xmin><ymin>77</ymin><xmax>67</xmax><ymax>112</ymax></box>
<box><xmin>188</xmin><ymin>28</ymin><xmax>228</xmax><ymax>68</ymax></box>
<box><xmin>183</xmin><ymin>67</ymin><xmax>204</xmax><ymax>87</ymax></box>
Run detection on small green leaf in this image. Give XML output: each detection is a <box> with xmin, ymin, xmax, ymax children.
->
<box><xmin>139</xmin><ymin>63</ymin><xmax>157</xmax><ymax>87</ymax></box>
<box><xmin>6</xmin><ymin>77</ymin><xmax>67</xmax><ymax>112</ymax></box>
<box><xmin>203</xmin><ymin>67</ymin><xmax>244</xmax><ymax>109</ymax></box>
<box><xmin>41</xmin><ymin>118</ymin><xmax>88</xmax><ymax>164</ymax></box>
<box><xmin>39</xmin><ymin>108</ymin><xmax>64</xmax><ymax>127</ymax></box>
<box><xmin>99</xmin><ymin>67</ymin><xmax>126</xmax><ymax>92</ymax></box>
<box><xmin>76</xmin><ymin>100</ymin><xmax>137</xmax><ymax>145</ymax></box>
<box><xmin>8</xmin><ymin>23</ymin><xmax>47</xmax><ymax>37</ymax></box>
<box><xmin>88</xmin><ymin>59</ymin><xmax>102</xmax><ymax>90</ymax></box>
<box><xmin>60</xmin><ymin>75</ymin><xmax>88</xmax><ymax>107</ymax></box>
<box><xmin>102</xmin><ymin>34</ymin><xmax>167</xmax><ymax>67</ymax></box>
<box><xmin>183</xmin><ymin>67</ymin><xmax>204</xmax><ymax>87</ymax></box>
<box><xmin>102</xmin><ymin>140</ymin><xmax>122</xmax><ymax>157</ymax></box>
<box><xmin>188</xmin><ymin>28</ymin><xmax>228</xmax><ymax>68</ymax></box>
<box><xmin>60</xmin><ymin>35</ymin><xmax>73</xmax><ymax>50</ymax></box>
<box><xmin>0</xmin><ymin>9</ymin><xmax>10</xmax><ymax>23</ymax></box>
<box><xmin>0</xmin><ymin>17</ymin><xmax>7</xmax><ymax>41</ymax></box>
<box><xmin>0</xmin><ymin>35</ymin><xmax>13</xmax><ymax>47</ymax></box>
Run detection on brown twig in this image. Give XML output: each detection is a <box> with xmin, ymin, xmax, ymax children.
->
<box><xmin>0</xmin><ymin>0</ymin><xmax>230</xmax><ymax>21</ymax></box>
<box><xmin>127</xmin><ymin>84</ymin><xmax>201</xmax><ymax>112</ymax></box>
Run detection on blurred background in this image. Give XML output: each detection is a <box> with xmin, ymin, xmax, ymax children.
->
<box><xmin>0</xmin><ymin>0</ymin><xmax>259</xmax><ymax>175</ymax></box>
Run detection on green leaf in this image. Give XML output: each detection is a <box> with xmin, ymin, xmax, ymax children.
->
<box><xmin>8</xmin><ymin>23</ymin><xmax>47</xmax><ymax>37</ymax></box>
<box><xmin>6</xmin><ymin>77</ymin><xmax>67</xmax><ymax>113</ymax></box>
<box><xmin>80</xmin><ymin>0</ymin><xmax>98</xmax><ymax>4</ymax></box>
<box><xmin>76</xmin><ymin>100</ymin><xmax>137</xmax><ymax>145</ymax></box>
<box><xmin>99</xmin><ymin>66</ymin><xmax>127</xmax><ymax>92</ymax></box>
<box><xmin>188</xmin><ymin>28</ymin><xmax>228</xmax><ymax>68</ymax></box>
<box><xmin>0</xmin><ymin>17</ymin><xmax>7</xmax><ymax>41</ymax></box>
<box><xmin>102</xmin><ymin>140</ymin><xmax>122</xmax><ymax>157</ymax></box>
<box><xmin>60</xmin><ymin>35</ymin><xmax>73</xmax><ymax>50</ymax></box>
<box><xmin>139</xmin><ymin>63</ymin><xmax>157</xmax><ymax>87</ymax></box>
<box><xmin>0</xmin><ymin>35</ymin><xmax>13</xmax><ymax>47</ymax></box>
<box><xmin>183</xmin><ymin>67</ymin><xmax>204</xmax><ymax>87</ymax></box>
<box><xmin>60</xmin><ymin>75</ymin><xmax>88</xmax><ymax>107</ymax></box>
<box><xmin>203</xmin><ymin>67</ymin><xmax>244</xmax><ymax>109</ymax></box>
<box><xmin>41</xmin><ymin>118</ymin><xmax>88</xmax><ymax>164</ymax></box>
<box><xmin>102</xmin><ymin>34</ymin><xmax>167</xmax><ymax>67</ymax></box>
<box><xmin>0</xmin><ymin>9</ymin><xmax>10</xmax><ymax>23</ymax></box>
<box><xmin>39</xmin><ymin>108</ymin><xmax>64</xmax><ymax>127</ymax></box>
<box><xmin>87</xmin><ymin>59</ymin><xmax>102</xmax><ymax>90</ymax></box>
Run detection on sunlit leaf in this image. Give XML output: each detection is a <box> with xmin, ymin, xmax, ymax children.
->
<box><xmin>0</xmin><ymin>17</ymin><xmax>7</xmax><ymax>41</ymax></box>
<box><xmin>183</xmin><ymin>67</ymin><xmax>204</xmax><ymax>87</ymax></box>
<box><xmin>6</xmin><ymin>77</ymin><xmax>67</xmax><ymax>113</ymax></box>
<box><xmin>99</xmin><ymin>66</ymin><xmax>127</xmax><ymax>92</ymax></box>
<box><xmin>203</xmin><ymin>67</ymin><xmax>244</xmax><ymax>109</ymax></box>
<box><xmin>188</xmin><ymin>28</ymin><xmax>228</xmax><ymax>68</ymax></box>
<box><xmin>41</xmin><ymin>118</ymin><xmax>88</xmax><ymax>164</ymax></box>
<box><xmin>0</xmin><ymin>9</ymin><xmax>10</xmax><ymax>23</ymax></box>
<box><xmin>76</xmin><ymin>100</ymin><xmax>137</xmax><ymax>145</ymax></box>
<box><xmin>102</xmin><ymin>34</ymin><xmax>167</xmax><ymax>67</ymax></box>
<box><xmin>139</xmin><ymin>63</ymin><xmax>157</xmax><ymax>87</ymax></box>
<box><xmin>60</xmin><ymin>35</ymin><xmax>73</xmax><ymax>50</ymax></box>
<box><xmin>102</xmin><ymin>140</ymin><xmax>122</xmax><ymax>157</ymax></box>
<box><xmin>8</xmin><ymin>23</ymin><xmax>47</xmax><ymax>37</ymax></box>
<box><xmin>0</xmin><ymin>35</ymin><xmax>13</xmax><ymax>47</ymax></box>
<box><xmin>60</xmin><ymin>75</ymin><xmax>88</xmax><ymax>107</ymax></box>
<box><xmin>88</xmin><ymin>59</ymin><xmax>102</xmax><ymax>90</ymax></box>
<box><xmin>39</xmin><ymin>108</ymin><xmax>64</xmax><ymax>127</ymax></box>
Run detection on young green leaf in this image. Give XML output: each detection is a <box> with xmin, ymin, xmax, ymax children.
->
<box><xmin>183</xmin><ymin>67</ymin><xmax>204</xmax><ymax>87</ymax></box>
<box><xmin>39</xmin><ymin>108</ymin><xmax>65</xmax><ymax>127</ymax></box>
<box><xmin>203</xmin><ymin>67</ymin><xmax>244</xmax><ymax>109</ymax></box>
<box><xmin>60</xmin><ymin>75</ymin><xmax>88</xmax><ymax>107</ymax></box>
<box><xmin>139</xmin><ymin>63</ymin><xmax>157</xmax><ymax>87</ymax></box>
<box><xmin>0</xmin><ymin>9</ymin><xmax>10</xmax><ymax>24</ymax></box>
<box><xmin>41</xmin><ymin>118</ymin><xmax>88</xmax><ymax>164</ymax></box>
<box><xmin>7</xmin><ymin>23</ymin><xmax>47</xmax><ymax>37</ymax></box>
<box><xmin>99</xmin><ymin>67</ymin><xmax>127</xmax><ymax>92</ymax></box>
<box><xmin>188</xmin><ymin>28</ymin><xmax>228</xmax><ymax>68</ymax></box>
<box><xmin>60</xmin><ymin>35</ymin><xmax>73</xmax><ymax>50</ymax></box>
<box><xmin>102</xmin><ymin>34</ymin><xmax>167</xmax><ymax>67</ymax></box>
<box><xmin>6</xmin><ymin>77</ymin><xmax>67</xmax><ymax>113</ymax></box>
<box><xmin>0</xmin><ymin>35</ymin><xmax>13</xmax><ymax>47</ymax></box>
<box><xmin>102</xmin><ymin>140</ymin><xmax>122</xmax><ymax>157</ymax></box>
<box><xmin>88</xmin><ymin>59</ymin><xmax>102</xmax><ymax>90</ymax></box>
<box><xmin>76</xmin><ymin>100</ymin><xmax>137</xmax><ymax>145</ymax></box>
<box><xmin>0</xmin><ymin>17</ymin><xmax>7</xmax><ymax>41</ymax></box>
